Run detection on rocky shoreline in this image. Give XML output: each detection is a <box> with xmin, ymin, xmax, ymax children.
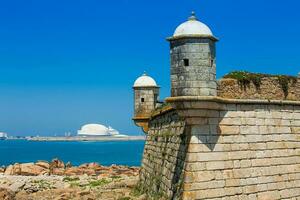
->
<box><xmin>0</xmin><ymin>159</ymin><xmax>144</xmax><ymax>200</ymax></box>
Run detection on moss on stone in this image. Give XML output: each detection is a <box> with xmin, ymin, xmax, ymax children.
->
<box><xmin>151</xmin><ymin>102</ymin><xmax>173</xmax><ymax>116</ymax></box>
<box><xmin>223</xmin><ymin>71</ymin><xmax>298</xmax><ymax>98</ymax></box>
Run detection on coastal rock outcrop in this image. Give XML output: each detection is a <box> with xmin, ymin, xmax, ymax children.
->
<box><xmin>0</xmin><ymin>159</ymin><xmax>143</xmax><ymax>200</ymax></box>
<box><xmin>20</xmin><ymin>163</ymin><xmax>48</xmax><ymax>176</ymax></box>
<box><xmin>0</xmin><ymin>166</ymin><xmax>5</xmax><ymax>173</ymax></box>
<box><xmin>4</xmin><ymin>163</ymin><xmax>48</xmax><ymax>176</ymax></box>
<box><xmin>35</xmin><ymin>161</ymin><xmax>50</xmax><ymax>169</ymax></box>
<box><xmin>1</xmin><ymin>159</ymin><xmax>140</xmax><ymax>178</ymax></box>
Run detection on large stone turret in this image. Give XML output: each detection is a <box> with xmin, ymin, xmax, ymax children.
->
<box><xmin>167</xmin><ymin>12</ymin><xmax>218</xmax><ymax>96</ymax></box>
<box><xmin>132</xmin><ymin>72</ymin><xmax>159</xmax><ymax>132</ymax></box>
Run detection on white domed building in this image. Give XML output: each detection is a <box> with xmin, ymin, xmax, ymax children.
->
<box><xmin>0</xmin><ymin>132</ymin><xmax>8</xmax><ymax>140</ymax></box>
<box><xmin>77</xmin><ymin>124</ymin><xmax>127</xmax><ymax>137</ymax></box>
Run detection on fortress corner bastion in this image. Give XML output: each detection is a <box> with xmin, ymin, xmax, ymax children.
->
<box><xmin>132</xmin><ymin>12</ymin><xmax>300</xmax><ymax>200</ymax></box>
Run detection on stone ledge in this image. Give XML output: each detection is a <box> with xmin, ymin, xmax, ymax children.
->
<box><xmin>150</xmin><ymin>105</ymin><xmax>174</xmax><ymax>118</ymax></box>
<box><xmin>132</xmin><ymin>116</ymin><xmax>150</xmax><ymax>120</ymax></box>
<box><xmin>167</xmin><ymin>34</ymin><xmax>219</xmax><ymax>41</ymax></box>
<box><xmin>166</xmin><ymin>96</ymin><xmax>300</xmax><ymax>106</ymax></box>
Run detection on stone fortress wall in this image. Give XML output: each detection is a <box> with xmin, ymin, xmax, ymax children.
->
<box><xmin>139</xmin><ymin>108</ymin><xmax>187</xmax><ymax>199</ymax></box>
<box><xmin>218</xmin><ymin>77</ymin><xmax>300</xmax><ymax>101</ymax></box>
<box><xmin>133</xmin><ymin>12</ymin><xmax>300</xmax><ymax>200</ymax></box>
<box><xmin>138</xmin><ymin>98</ymin><xmax>300</xmax><ymax>200</ymax></box>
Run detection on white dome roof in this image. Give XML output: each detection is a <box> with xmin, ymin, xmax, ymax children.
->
<box><xmin>133</xmin><ymin>73</ymin><xmax>157</xmax><ymax>87</ymax></box>
<box><xmin>173</xmin><ymin>12</ymin><xmax>213</xmax><ymax>37</ymax></box>
<box><xmin>78</xmin><ymin>124</ymin><xmax>109</xmax><ymax>136</ymax></box>
<box><xmin>78</xmin><ymin>124</ymin><xmax>122</xmax><ymax>136</ymax></box>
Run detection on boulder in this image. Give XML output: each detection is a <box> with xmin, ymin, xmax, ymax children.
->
<box><xmin>50</xmin><ymin>158</ymin><xmax>65</xmax><ymax>169</ymax></box>
<box><xmin>9</xmin><ymin>180</ymin><xmax>26</xmax><ymax>192</ymax></box>
<box><xmin>64</xmin><ymin>167</ymin><xmax>84</xmax><ymax>176</ymax></box>
<box><xmin>51</xmin><ymin>168</ymin><xmax>65</xmax><ymax>176</ymax></box>
<box><xmin>82</xmin><ymin>169</ymin><xmax>96</xmax><ymax>176</ymax></box>
<box><xmin>4</xmin><ymin>165</ymin><xmax>14</xmax><ymax>175</ymax></box>
<box><xmin>0</xmin><ymin>165</ymin><xmax>5</xmax><ymax>173</ymax></box>
<box><xmin>65</xmin><ymin>162</ymin><xmax>72</xmax><ymax>168</ymax></box>
<box><xmin>13</xmin><ymin>164</ymin><xmax>22</xmax><ymax>175</ymax></box>
<box><xmin>0</xmin><ymin>188</ymin><xmax>15</xmax><ymax>200</ymax></box>
<box><xmin>78</xmin><ymin>163</ymin><xmax>88</xmax><ymax>168</ymax></box>
<box><xmin>35</xmin><ymin>161</ymin><xmax>50</xmax><ymax>169</ymax></box>
<box><xmin>87</xmin><ymin>162</ymin><xmax>102</xmax><ymax>169</ymax></box>
<box><xmin>19</xmin><ymin>163</ymin><xmax>49</xmax><ymax>176</ymax></box>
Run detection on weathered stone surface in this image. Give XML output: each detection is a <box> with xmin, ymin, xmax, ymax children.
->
<box><xmin>4</xmin><ymin>163</ymin><xmax>48</xmax><ymax>176</ymax></box>
<box><xmin>50</xmin><ymin>158</ymin><xmax>65</xmax><ymax>169</ymax></box>
<box><xmin>0</xmin><ymin>188</ymin><xmax>15</xmax><ymax>200</ymax></box>
<box><xmin>35</xmin><ymin>161</ymin><xmax>50</xmax><ymax>169</ymax></box>
<box><xmin>20</xmin><ymin>163</ymin><xmax>48</xmax><ymax>176</ymax></box>
<box><xmin>170</xmin><ymin>38</ymin><xmax>217</xmax><ymax>97</ymax></box>
<box><xmin>138</xmin><ymin>101</ymin><xmax>300</xmax><ymax>200</ymax></box>
<box><xmin>218</xmin><ymin>77</ymin><xmax>300</xmax><ymax>101</ymax></box>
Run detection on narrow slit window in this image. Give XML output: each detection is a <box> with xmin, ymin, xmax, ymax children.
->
<box><xmin>141</xmin><ymin>98</ymin><xmax>145</xmax><ymax>103</ymax></box>
<box><xmin>183</xmin><ymin>59</ymin><xmax>189</xmax><ymax>66</ymax></box>
<box><xmin>211</xmin><ymin>59</ymin><xmax>214</xmax><ymax>67</ymax></box>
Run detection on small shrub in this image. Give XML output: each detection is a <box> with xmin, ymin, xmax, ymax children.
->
<box><xmin>63</xmin><ymin>176</ymin><xmax>80</xmax><ymax>182</ymax></box>
<box><xmin>110</xmin><ymin>175</ymin><xmax>122</xmax><ymax>179</ymax></box>
<box><xmin>89</xmin><ymin>179</ymin><xmax>111</xmax><ymax>187</ymax></box>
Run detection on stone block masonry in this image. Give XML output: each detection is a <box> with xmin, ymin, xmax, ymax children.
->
<box><xmin>169</xmin><ymin>38</ymin><xmax>217</xmax><ymax>97</ymax></box>
<box><xmin>139</xmin><ymin>109</ymin><xmax>188</xmax><ymax>199</ymax></box>
<box><xmin>218</xmin><ymin>77</ymin><xmax>300</xmax><ymax>101</ymax></box>
<box><xmin>138</xmin><ymin>97</ymin><xmax>300</xmax><ymax>200</ymax></box>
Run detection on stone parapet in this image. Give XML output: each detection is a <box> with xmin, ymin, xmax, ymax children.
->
<box><xmin>218</xmin><ymin>77</ymin><xmax>300</xmax><ymax>101</ymax></box>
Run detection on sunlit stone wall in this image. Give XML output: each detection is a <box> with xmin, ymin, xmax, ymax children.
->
<box><xmin>139</xmin><ymin>100</ymin><xmax>300</xmax><ymax>200</ymax></box>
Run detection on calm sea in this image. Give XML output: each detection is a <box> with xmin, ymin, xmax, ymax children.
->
<box><xmin>0</xmin><ymin>140</ymin><xmax>145</xmax><ymax>167</ymax></box>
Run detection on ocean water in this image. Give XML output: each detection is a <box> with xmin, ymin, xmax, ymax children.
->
<box><xmin>0</xmin><ymin>140</ymin><xmax>145</xmax><ymax>167</ymax></box>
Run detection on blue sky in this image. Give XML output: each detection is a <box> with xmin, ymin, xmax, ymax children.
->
<box><xmin>0</xmin><ymin>0</ymin><xmax>299</xmax><ymax>136</ymax></box>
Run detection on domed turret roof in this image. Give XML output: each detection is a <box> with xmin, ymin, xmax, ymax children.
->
<box><xmin>133</xmin><ymin>73</ymin><xmax>158</xmax><ymax>88</ymax></box>
<box><xmin>173</xmin><ymin>12</ymin><xmax>214</xmax><ymax>38</ymax></box>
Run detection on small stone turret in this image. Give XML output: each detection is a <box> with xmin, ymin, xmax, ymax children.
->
<box><xmin>132</xmin><ymin>73</ymin><xmax>159</xmax><ymax>132</ymax></box>
<box><xmin>167</xmin><ymin>12</ymin><xmax>218</xmax><ymax>96</ymax></box>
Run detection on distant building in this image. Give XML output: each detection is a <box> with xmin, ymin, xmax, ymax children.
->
<box><xmin>77</xmin><ymin>124</ymin><xmax>127</xmax><ymax>137</ymax></box>
<box><xmin>0</xmin><ymin>132</ymin><xmax>8</xmax><ymax>140</ymax></box>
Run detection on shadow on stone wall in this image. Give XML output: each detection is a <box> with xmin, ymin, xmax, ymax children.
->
<box><xmin>191</xmin><ymin>111</ymin><xmax>228</xmax><ymax>152</ymax></box>
<box><xmin>170</xmin><ymin>126</ymin><xmax>191</xmax><ymax>199</ymax></box>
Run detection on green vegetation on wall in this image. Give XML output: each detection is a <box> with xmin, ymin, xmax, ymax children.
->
<box><xmin>223</xmin><ymin>71</ymin><xmax>298</xmax><ymax>98</ymax></box>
